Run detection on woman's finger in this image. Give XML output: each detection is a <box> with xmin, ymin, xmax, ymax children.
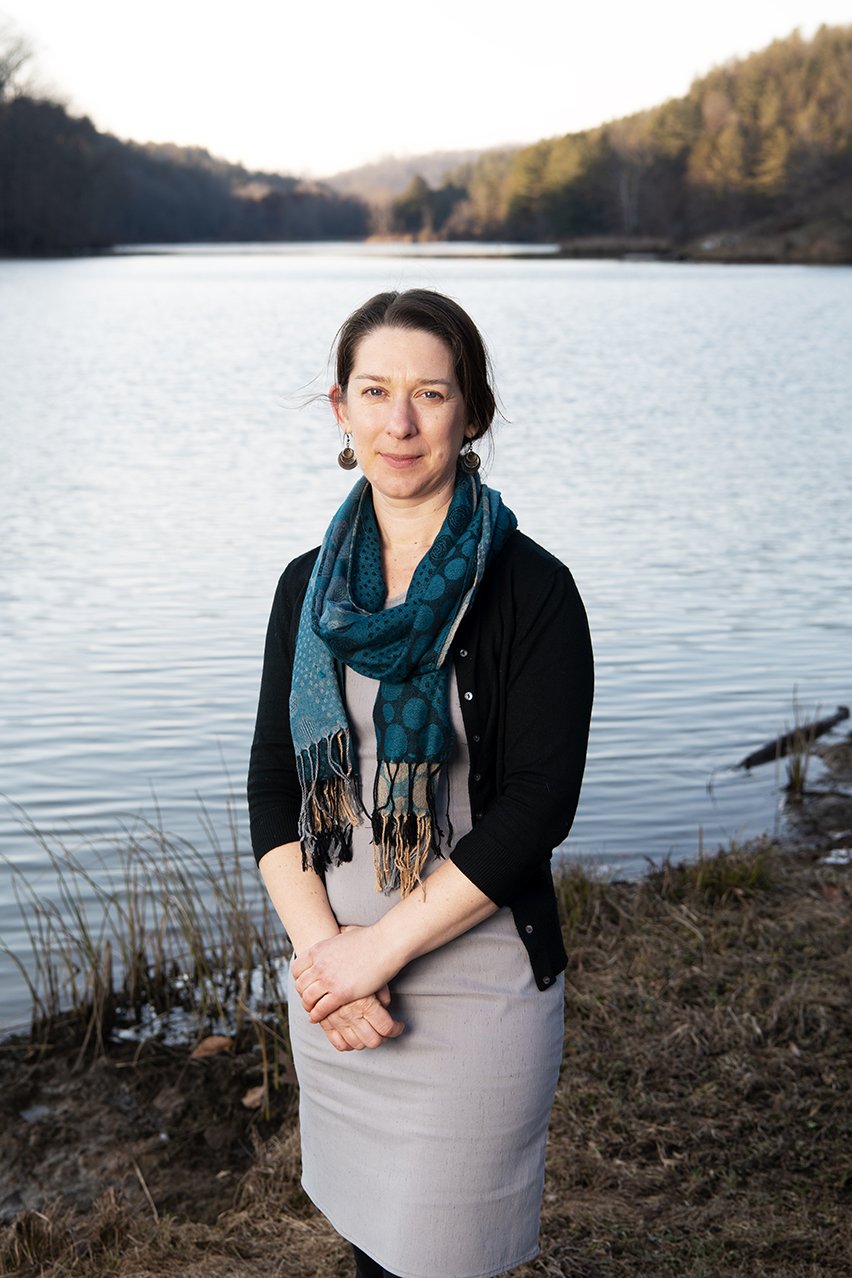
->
<box><xmin>351</xmin><ymin>1018</ymin><xmax>383</xmax><ymax>1049</ymax></box>
<box><xmin>341</xmin><ymin>1024</ymin><xmax>366</xmax><ymax>1050</ymax></box>
<box><xmin>318</xmin><ymin>994</ymin><xmax>404</xmax><ymax>1044</ymax></box>
<box><xmin>297</xmin><ymin>971</ymin><xmax>348</xmax><ymax>1015</ymax></box>
<box><xmin>294</xmin><ymin>962</ymin><xmax>355</xmax><ymax>1013</ymax></box>
<box><xmin>360</xmin><ymin>1000</ymin><xmax>404</xmax><ymax>1038</ymax></box>
<box><xmin>297</xmin><ymin>977</ymin><xmax>325</xmax><ymax>1013</ymax></box>
<box><xmin>320</xmin><ymin>1023</ymin><xmax>352</xmax><ymax>1052</ymax></box>
<box><xmin>293</xmin><ymin>965</ymin><xmax>315</xmax><ymax>998</ymax></box>
<box><xmin>308</xmin><ymin>991</ymin><xmax>341</xmax><ymax>1022</ymax></box>
<box><xmin>334</xmin><ymin>1017</ymin><xmax>376</xmax><ymax>1050</ymax></box>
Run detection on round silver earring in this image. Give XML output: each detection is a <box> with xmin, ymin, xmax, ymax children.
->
<box><xmin>459</xmin><ymin>441</ymin><xmax>481</xmax><ymax>473</ymax></box>
<box><xmin>338</xmin><ymin>434</ymin><xmax>357</xmax><ymax>470</ymax></box>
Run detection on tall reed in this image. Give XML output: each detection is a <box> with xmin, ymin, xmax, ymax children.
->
<box><xmin>1</xmin><ymin>800</ymin><xmax>289</xmax><ymax>1059</ymax></box>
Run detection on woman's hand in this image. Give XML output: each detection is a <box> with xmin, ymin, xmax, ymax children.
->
<box><xmin>292</xmin><ymin>924</ymin><xmax>399</xmax><ymax>1023</ymax></box>
<box><xmin>318</xmin><ymin>984</ymin><xmax>404</xmax><ymax>1052</ymax></box>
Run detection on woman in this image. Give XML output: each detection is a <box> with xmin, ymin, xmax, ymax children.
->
<box><xmin>248</xmin><ymin>288</ymin><xmax>593</xmax><ymax>1278</ymax></box>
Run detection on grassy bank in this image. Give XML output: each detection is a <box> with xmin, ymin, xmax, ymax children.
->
<box><xmin>1</xmin><ymin>833</ymin><xmax>850</xmax><ymax>1277</ymax></box>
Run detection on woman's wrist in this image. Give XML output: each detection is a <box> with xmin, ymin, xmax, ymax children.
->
<box><xmin>290</xmin><ymin>919</ymin><xmax>341</xmax><ymax>959</ymax></box>
<box><xmin>371</xmin><ymin>911</ymin><xmax>414</xmax><ymax>974</ymax></box>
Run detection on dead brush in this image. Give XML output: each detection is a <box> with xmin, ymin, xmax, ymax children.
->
<box><xmin>224</xmin><ymin>1126</ymin><xmax>351</xmax><ymax>1278</ymax></box>
<box><xmin>759</xmin><ymin>973</ymin><xmax>845</xmax><ymax>1046</ymax></box>
<box><xmin>553</xmin><ymin>863</ymin><xmax>624</xmax><ymax>939</ymax></box>
<box><xmin>0</xmin><ymin>1189</ymin><xmax>177</xmax><ymax>1278</ymax></box>
<box><xmin>642</xmin><ymin>839</ymin><xmax>776</xmax><ymax>907</ymax></box>
<box><xmin>783</xmin><ymin>696</ymin><xmax>820</xmax><ymax>802</ymax></box>
<box><xmin>0</xmin><ymin>1201</ymin><xmax>76</xmax><ymax>1272</ymax></box>
<box><xmin>1</xmin><ymin>803</ymin><xmax>289</xmax><ymax>1058</ymax></box>
<box><xmin>2</xmin><ymin>838</ymin><xmax>850</xmax><ymax>1277</ymax></box>
<box><xmin>0</xmin><ymin>1190</ymin><xmax>138</xmax><ymax>1275</ymax></box>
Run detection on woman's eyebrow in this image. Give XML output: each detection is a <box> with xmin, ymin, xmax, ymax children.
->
<box><xmin>352</xmin><ymin>373</ymin><xmax>453</xmax><ymax>386</ymax></box>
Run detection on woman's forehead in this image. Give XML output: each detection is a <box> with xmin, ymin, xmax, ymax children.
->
<box><xmin>351</xmin><ymin>325</ymin><xmax>455</xmax><ymax>373</ymax></box>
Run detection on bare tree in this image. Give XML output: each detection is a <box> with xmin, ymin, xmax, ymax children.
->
<box><xmin>609</xmin><ymin>118</ymin><xmax>651</xmax><ymax>235</ymax></box>
<box><xmin>0</xmin><ymin>19</ymin><xmax>32</xmax><ymax>100</ymax></box>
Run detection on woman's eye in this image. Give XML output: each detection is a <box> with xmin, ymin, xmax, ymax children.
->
<box><xmin>421</xmin><ymin>390</ymin><xmax>443</xmax><ymax>400</ymax></box>
<box><xmin>364</xmin><ymin>387</ymin><xmax>385</xmax><ymax>397</ymax></box>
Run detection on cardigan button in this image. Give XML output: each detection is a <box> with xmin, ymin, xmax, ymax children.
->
<box><xmin>459</xmin><ymin>648</ymin><xmax>468</xmax><ymax>658</ymax></box>
<box><xmin>542</xmin><ymin>976</ymin><xmax>552</xmax><ymax>986</ymax></box>
<box><xmin>473</xmin><ymin>772</ymin><xmax>481</xmax><ymax>782</ymax></box>
<box><xmin>524</xmin><ymin>924</ymin><xmax>534</xmax><ymax>934</ymax></box>
<box><xmin>463</xmin><ymin>691</ymin><xmax>473</xmax><ymax>701</ymax></box>
<box><xmin>472</xmin><ymin>734</ymin><xmax>481</xmax><ymax>743</ymax></box>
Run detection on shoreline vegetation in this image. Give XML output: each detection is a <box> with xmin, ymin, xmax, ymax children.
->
<box><xmin>1</xmin><ymin>738</ymin><xmax>850</xmax><ymax>1277</ymax></box>
<box><xmin>2</xmin><ymin>25</ymin><xmax>852</xmax><ymax>265</ymax></box>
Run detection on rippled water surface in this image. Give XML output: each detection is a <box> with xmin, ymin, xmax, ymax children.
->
<box><xmin>1</xmin><ymin>247</ymin><xmax>850</xmax><ymax>1024</ymax></box>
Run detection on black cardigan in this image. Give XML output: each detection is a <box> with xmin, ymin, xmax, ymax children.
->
<box><xmin>247</xmin><ymin>529</ymin><xmax>594</xmax><ymax>990</ymax></box>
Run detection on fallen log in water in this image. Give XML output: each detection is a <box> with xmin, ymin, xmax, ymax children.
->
<box><xmin>736</xmin><ymin>706</ymin><xmax>850</xmax><ymax>770</ymax></box>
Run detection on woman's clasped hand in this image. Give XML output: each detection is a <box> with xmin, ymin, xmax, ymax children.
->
<box><xmin>292</xmin><ymin>923</ymin><xmax>402</xmax><ymax>1035</ymax></box>
<box><xmin>312</xmin><ymin>985</ymin><xmax>404</xmax><ymax>1053</ymax></box>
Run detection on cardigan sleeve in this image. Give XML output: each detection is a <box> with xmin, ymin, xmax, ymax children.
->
<box><xmin>449</xmin><ymin>553</ymin><xmax>594</xmax><ymax>907</ymax></box>
<box><xmin>247</xmin><ymin>553</ymin><xmax>316</xmax><ymax>862</ymax></box>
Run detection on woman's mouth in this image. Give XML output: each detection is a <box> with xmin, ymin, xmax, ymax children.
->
<box><xmin>380</xmin><ymin>453</ymin><xmax>421</xmax><ymax>469</ymax></box>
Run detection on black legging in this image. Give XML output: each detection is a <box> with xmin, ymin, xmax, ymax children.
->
<box><xmin>352</xmin><ymin>1243</ymin><xmax>402</xmax><ymax>1278</ymax></box>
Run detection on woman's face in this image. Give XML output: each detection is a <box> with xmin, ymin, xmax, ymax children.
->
<box><xmin>332</xmin><ymin>326</ymin><xmax>475</xmax><ymax>506</ymax></box>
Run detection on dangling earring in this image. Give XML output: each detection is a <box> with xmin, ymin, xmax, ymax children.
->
<box><xmin>459</xmin><ymin>440</ymin><xmax>481</xmax><ymax>473</ymax></box>
<box><xmin>338</xmin><ymin>433</ymin><xmax>357</xmax><ymax>470</ymax></box>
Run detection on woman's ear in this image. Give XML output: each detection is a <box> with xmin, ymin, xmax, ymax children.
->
<box><xmin>329</xmin><ymin>385</ymin><xmax>348</xmax><ymax>427</ymax></box>
<box><xmin>464</xmin><ymin>421</ymin><xmax>478</xmax><ymax>441</ymax></box>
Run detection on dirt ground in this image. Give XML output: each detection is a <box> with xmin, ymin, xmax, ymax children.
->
<box><xmin>0</xmin><ymin>1031</ymin><xmax>296</xmax><ymax>1229</ymax></box>
<box><xmin>1</xmin><ymin>765</ymin><xmax>850</xmax><ymax>1278</ymax></box>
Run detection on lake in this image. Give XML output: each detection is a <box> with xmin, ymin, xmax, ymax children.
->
<box><xmin>1</xmin><ymin>245</ymin><xmax>850</xmax><ymax>1026</ymax></box>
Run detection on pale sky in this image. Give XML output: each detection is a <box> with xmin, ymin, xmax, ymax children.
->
<box><xmin>3</xmin><ymin>0</ymin><xmax>851</xmax><ymax>177</ymax></box>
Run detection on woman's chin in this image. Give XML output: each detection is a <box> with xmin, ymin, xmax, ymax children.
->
<box><xmin>367</xmin><ymin>462</ymin><xmax>458</xmax><ymax>505</ymax></box>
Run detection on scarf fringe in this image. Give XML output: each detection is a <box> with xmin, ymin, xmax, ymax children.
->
<box><xmin>297</xmin><ymin>738</ymin><xmax>456</xmax><ymax>896</ymax></box>
<box><xmin>297</xmin><ymin>730</ymin><xmax>362</xmax><ymax>875</ymax></box>
<box><xmin>371</xmin><ymin>760</ymin><xmax>443</xmax><ymax>896</ymax></box>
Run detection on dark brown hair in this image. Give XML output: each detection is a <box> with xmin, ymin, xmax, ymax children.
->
<box><xmin>333</xmin><ymin>289</ymin><xmax>496</xmax><ymax>441</ymax></box>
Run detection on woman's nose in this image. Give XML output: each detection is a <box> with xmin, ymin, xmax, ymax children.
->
<box><xmin>385</xmin><ymin>395</ymin><xmax>417</xmax><ymax>437</ymax></box>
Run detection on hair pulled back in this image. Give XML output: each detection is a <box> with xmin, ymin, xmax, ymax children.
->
<box><xmin>333</xmin><ymin>289</ymin><xmax>496</xmax><ymax>441</ymax></box>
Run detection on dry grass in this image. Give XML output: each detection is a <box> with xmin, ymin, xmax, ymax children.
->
<box><xmin>1</xmin><ymin>838</ymin><xmax>850</xmax><ymax>1278</ymax></box>
<box><xmin>517</xmin><ymin>840</ymin><xmax>851</xmax><ymax>1276</ymax></box>
<box><xmin>1</xmin><ymin>807</ymin><xmax>289</xmax><ymax>1064</ymax></box>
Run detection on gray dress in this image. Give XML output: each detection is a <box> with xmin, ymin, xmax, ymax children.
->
<box><xmin>287</xmin><ymin>663</ymin><xmax>564</xmax><ymax>1278</ymax></box>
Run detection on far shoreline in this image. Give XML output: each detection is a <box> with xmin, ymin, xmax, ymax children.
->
<box><xmin>3</xmin><ymin>235</ymin><xmax>851</xmax><ymax>265</ymax></box>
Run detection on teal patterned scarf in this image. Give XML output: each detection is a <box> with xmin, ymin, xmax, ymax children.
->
<box><xmin>290</xmin><ymin>471</ymin><xmax>517</xmax><ymax>896</ymax></box>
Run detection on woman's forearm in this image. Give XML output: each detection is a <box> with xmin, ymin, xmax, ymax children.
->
<box><xmin>258</xmin><ymin>840</ymin><xmax>340</xmax><ymax>956</ymax></box>
<box><xmin>376</xmin><ymin>859</ymin><xmax>497</xmax><ymax>971</ymax></box>
<box><xmin>292</xmin><ymin>859</ymin><xmax>497</xmax><ymax>1021</ymax></box>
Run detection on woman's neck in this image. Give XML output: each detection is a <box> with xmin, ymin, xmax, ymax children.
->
<box><xmin>372</xmin><ymin>488</ymin><xmax>453</xmax><ymax>599</ymax></box>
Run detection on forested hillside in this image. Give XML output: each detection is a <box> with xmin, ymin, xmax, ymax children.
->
<box><xmin>0</xmin><ymin>33</ymin><xmax>368</xmax><ymax>254</ymax></box>
<box><xmin>2</xmin><ymin>23</ymin><xmax>851</xmax><ymax>258</ymax></box>
<box><xmin>387</xmin><ymin>25</ymin><xmax>852</xmax><ymax>259</ymax></box>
